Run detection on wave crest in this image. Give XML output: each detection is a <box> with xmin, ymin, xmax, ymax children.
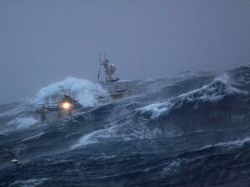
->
<box><xmin>139</xmin><ymin>76</ymin><xmax>248</xmax><ymax>119</ymax></box>
<box><xmin>30</xmin><ymin>77</ymin><xmax>108</xmax><ymax>107</ymax></box>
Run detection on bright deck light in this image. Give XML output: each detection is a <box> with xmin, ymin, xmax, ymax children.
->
<box><xmin>61</xmin><ymin>102</ymin><xmax>72</xmax><ymax>110</ymax></box>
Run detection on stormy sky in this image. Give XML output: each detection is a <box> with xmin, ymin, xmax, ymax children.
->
<box><xmin>0</xmin><ymin>0</ymin><xmax>250</xmax><ymax>104</ymax></box>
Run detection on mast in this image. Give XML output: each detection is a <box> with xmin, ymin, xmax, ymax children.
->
<box><xmin>98</xmin><ymin>52</ymin><xmax>118</xmax><ymax>82</ymax></box>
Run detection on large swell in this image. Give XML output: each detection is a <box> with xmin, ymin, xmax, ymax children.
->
<box><xmin>1</xmin><ymin>66</ymin><xmax>250</xmax><ymax>186</ymax></box>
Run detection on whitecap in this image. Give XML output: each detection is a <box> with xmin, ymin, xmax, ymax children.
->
<box><xmin>30</xmin><ymin>77</ymin><xmax>108</xmax><ymax>107</ymax></box>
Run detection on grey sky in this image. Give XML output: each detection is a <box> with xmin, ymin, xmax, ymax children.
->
<box><xmin>0</xmin><ymin>0</ymin><xmax>250</xmax><ymax>104</ymax></box>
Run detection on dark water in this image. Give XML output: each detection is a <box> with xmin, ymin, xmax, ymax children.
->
<box><xmin>1</xmin><ymin>65</ymin><xmax>250</xmax><ymax>186</ymax></box>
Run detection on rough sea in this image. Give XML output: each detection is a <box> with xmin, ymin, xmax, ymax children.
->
<box><xmin>1</xmin><ymin>65</ymin><xmax>250</xmax><ymax>187</ymax></box>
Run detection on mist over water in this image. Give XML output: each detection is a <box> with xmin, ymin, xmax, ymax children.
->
<box><xmin>0</xmin><ymin>0</ymin><xmax>250</xmax><ymax>104</ymax></box>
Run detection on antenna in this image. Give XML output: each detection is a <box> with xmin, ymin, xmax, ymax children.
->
<box><xmin>98</xmin><ymin>53</ymin><xmax>102</xmax><ymax>80</ymax></box>
<box><xmin>104</xmin><ymin>51</ymin><xmax>106</xmax><ymax>59</ymax></box>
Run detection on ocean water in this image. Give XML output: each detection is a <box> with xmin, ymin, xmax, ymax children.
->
<box><xmin>1</xmin><ymin>65</ymin><xmax>250</xmax><ymax>186</ymax></box>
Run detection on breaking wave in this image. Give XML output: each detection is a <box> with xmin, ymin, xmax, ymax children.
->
<box><xmin>139</xmin><ymin>74</ymin><xmax>248</xmax><ymax>119</ymax></box>
<box><xmin>30</xmin><ymin>77</ymin><xmax>108</xmax><ymax>107</ymax></box>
